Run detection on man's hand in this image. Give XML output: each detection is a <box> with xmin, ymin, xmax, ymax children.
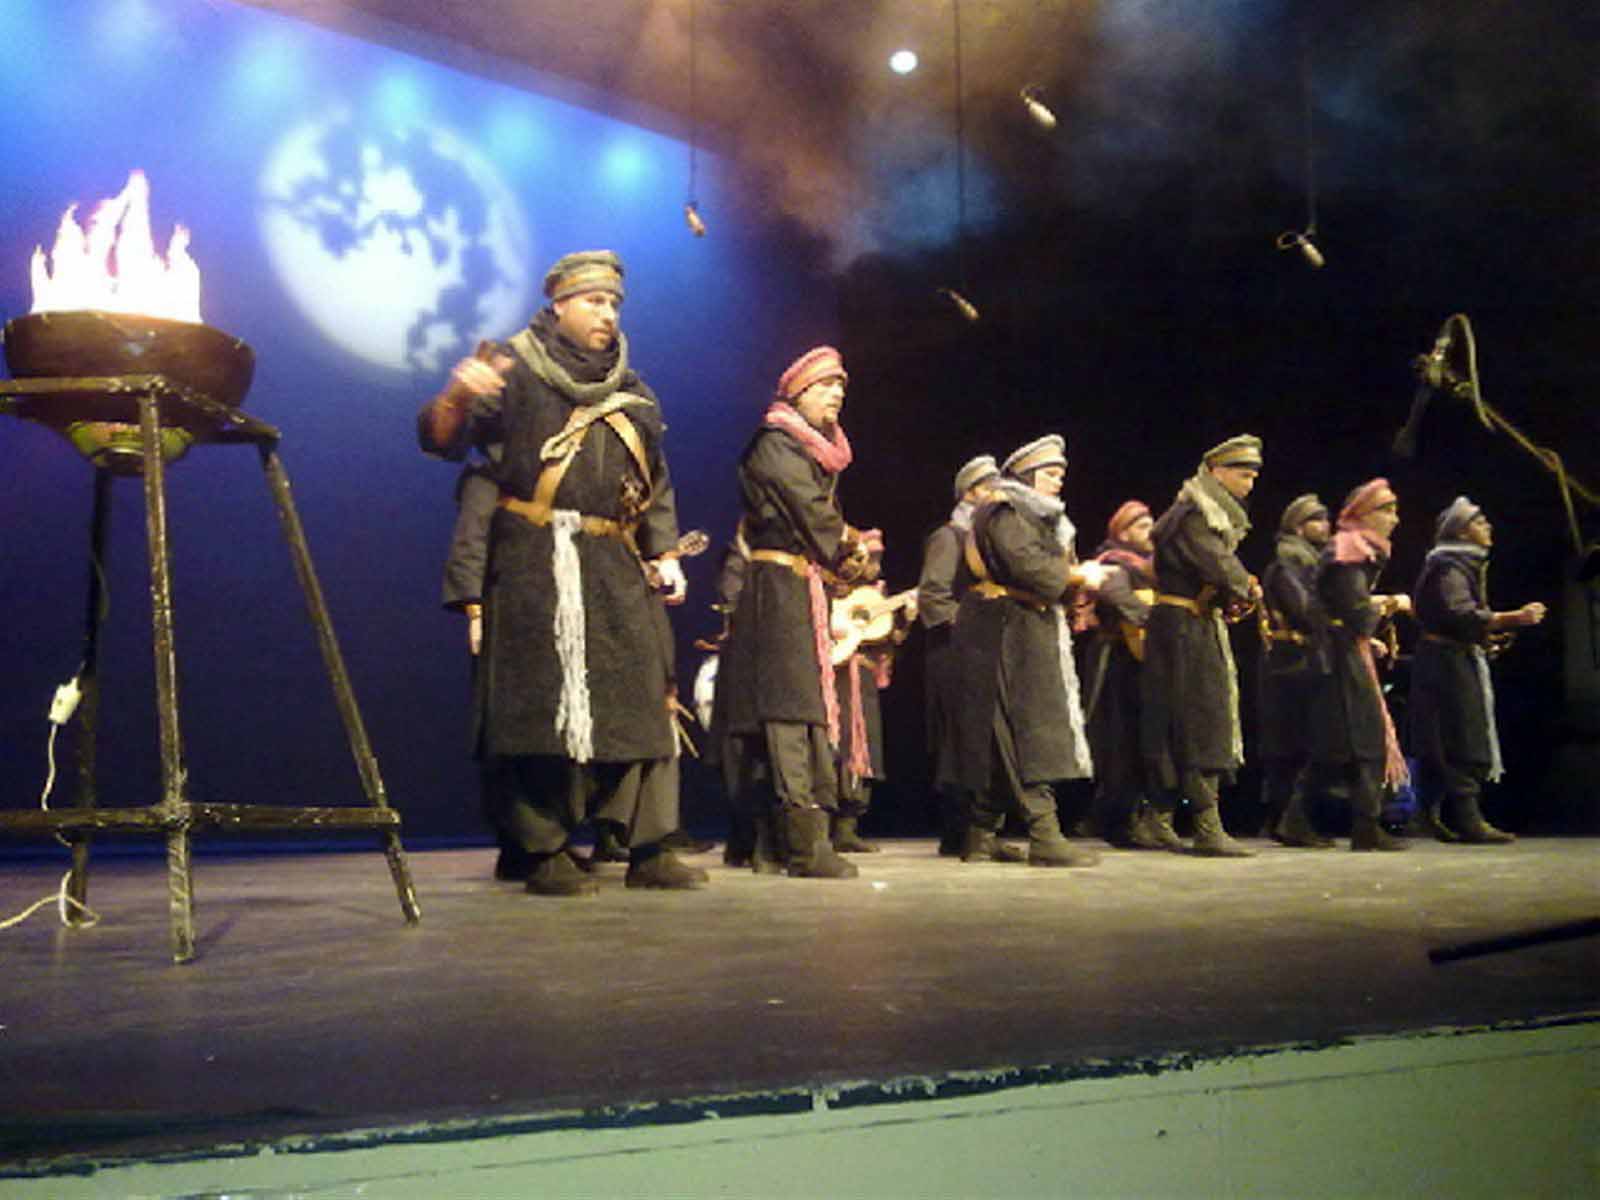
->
<box><xmin>1514</xmin><ymin>601</ymin><xmax>1547</xmax><ymax>627</ymax></box>
<box><xmin>451</xmin><ymin>353</ymin><xmax>512</xmax><ymax>398</ymax></box>
<box><xmin>1072</xmin><ymin>560</ymin><xmax>1110</xmax><ymax>591</ymax></box>
<box><xmin>655</xmin><ymin>557</ymin><xmax>688</xmax><ymax>605</ymax></box>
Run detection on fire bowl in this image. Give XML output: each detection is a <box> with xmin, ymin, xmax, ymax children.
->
<box><xmin>2</xmin><ymin>311</ymin><xmax>255</xmax><ymax>474</ymax></box>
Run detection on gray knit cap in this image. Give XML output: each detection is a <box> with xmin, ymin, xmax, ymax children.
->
<box><xmin>1434</xmin><ymin>495</ymin><xmax>1483</xmax><ymax>543</ymax></box>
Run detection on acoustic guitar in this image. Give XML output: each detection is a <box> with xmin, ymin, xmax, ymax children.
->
<box><xmin>830</xmin><ymin>586</ymin><xmax>917</xmax><ymax>665</ymax></box>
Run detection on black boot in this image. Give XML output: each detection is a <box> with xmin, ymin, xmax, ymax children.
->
<box><xmin>783</xmin><ymin>807</ymin><xmax>858</xmax><ymax>879</ymax></box>
<box><xmin>592</xmin><ymin>820</ymin><xmax>631</xmax><ymax>863</ymax></box>
<box><xmin>832</xmin><ymin>814</ymin><xmax>880</xmax><ymax>853</ymax></box>
<box><xmin>493</xmin><ymin>842</ymin><xmax>536</xmax><ymax>881</ymax></box>
<box><xmin>662</xmin><ymin>828</ymin><xmax>718</xmax><ymax>855</ymax></box>
<box><xmin>751</xmin><ymin>807</ymin><xmax>788</xmax><ymax>875</ymax></box>
<box><xmin>1420</xmin><ymin>801</ymin><xmax>1460</xmax><ymax>843</ymax></box>
<box><xmin>1275</xmin><ymin>789</ymin><xmax>1335</xmax><ymax>849</ymax></box>
<box><xmin>1190</xmin><ymin>805</ymin><xmax>1255</xmax><ymax>858</ymax></box>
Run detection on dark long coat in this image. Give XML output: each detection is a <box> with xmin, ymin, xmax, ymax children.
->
<box><xmin>1140</xmin><ymin>499</ymin><xmax>1254</xmax><ymax>787</ymax></box>
<box><xmin>1083</xmin><ymin>547</ymin><xmax>1153</xmax><ymax>800</ymax></box>
<box><xmin>426</xmin><ymin>337</ymin><xmax>679</xmax><ymax>763</ymax></box>
<box><xmin>1256</xmin><ymin>539</ymin><xmax>1324</xmax><ymax>762</ymax></box>
<box><xmin>1307</xmin><ymin>553</ymin><xmax>1390</xmax><ymax>766</ymax></box>
<box><xmin>718</xmin><ymin>426</ymin><xmax>848</xmax><ymax>733</ymax></box>
<box><xmin>1409</xmin><ymin>547</ymin><xmax>1497</xmax><ymax>770</ymax></box>
<box><xmin>918</xmin><ymin>520</ymin><xmax>974</xmax><ymax>790</ymax></box>
<box><xmin>948</xmin><ymin>498</ymin><xmax>1088</xmax><ymax>790</ymax></box>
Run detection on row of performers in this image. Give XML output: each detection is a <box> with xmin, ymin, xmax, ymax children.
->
<box><xmin>701</xmin><ymin>423</ymin><xmax>1543</xmax><ymax>872</ymax></box>
<box><xmin>419</xmin><ymin>249</ymin><xmax>1542</xmax><ymax>895</ymax></box>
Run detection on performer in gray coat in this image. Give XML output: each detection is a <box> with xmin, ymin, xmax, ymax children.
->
<box><xmin>1140</xmin><ymin>436</ymin><xmax>1264</xmax><ymax>856</ymax></box>
<box><xmin>1410</xmin><ymin>497</ymin><xmax>1546</xmax><ymax>842</ymax></box>
<box><xmin>1258</xmin><ymin>493</ymin><xmax>1336</xmax><ymax>847</ymax></box>
<box><xmin>419</xmin><ymin>250</ymin><xmax>705</xmax><ymax>895</ymax></box>
<box><xmin>716</xmin><ymin>346</ymin><xmax>870</xmax><ymax>879</ymax></box>
<box><xmin>918</xmin><ymin>454</ymin><xmax>1000</xmax><ymax>854</ymax></box>
<box><xmin>947</xmin><ymin>435</ymin><xmax>1104</xmax><ymax>867</ymax></box>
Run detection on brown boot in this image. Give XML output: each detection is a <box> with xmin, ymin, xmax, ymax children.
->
<box><xmin>831</xmin><ymin>815</ymin><xmax>881</xmax><ymax>853</ymax></box>
<box><xmin>1143</xmin><ymin>805</ymin><xmax>1186</xmax><ymax>852</ymax></box>
<box><xmin>1351</xmin><ymin>817</ymin><xmax>1409</xmax><ymax>852</ymax></box>
<box><xmin>1190</xmin><ymin>805</ymin><xmax>1255</xmax><ymax>857</ymax></box>
<box><xmin>525</xmin><ymin>850</ymin><xmax>600</xmax><ymax>896</ymax></box>
<box><xmin>1453</xmin><ymin>792</ymin><xmax>1515</xmax><ymax>844</ymax></box>
<box><xmin>960</xmin><ymin>827</ymin><xmax>1027</xmax><ymax>863</ymax></box>
<box><xmin>1420</xmin><ymin>802</ymin><xmax>1460</xmax><ymax>843</ymax></box>
<box><xmin>1026</xmin><ymin>809</ymin><xmax>1101</xmax><ymax>868</ymax></box>
<box><xmin>625</xmin><ymin>848</ymin><xmax>710</xmax><ymax>889</ymax></box>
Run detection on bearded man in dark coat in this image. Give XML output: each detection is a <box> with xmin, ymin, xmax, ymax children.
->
<box><xmin>1410</xmin><ymin>497</ymin><xmax>1546</xmax><ymax>843</ymax></box>
<box><xmin>947</xmin><ymin>435</ymin><xmax>1104</xmax><ymax>867</ymax></box>
<box><xmin>1140</xmin><ymin>435</ymin><xmax>1264</xmax><ymax>857</ymax></box>
<box><xmin>1300</xmin><ymin>479</ymin><xmax>1412</xmax><ymax>852</ymax></box>
<box><xmin>1258</xmin><ymin>493</ymin><xmax>1337</xmax><ymax>847</ymax></box>
<box><xmin>1082</xmin><ymin>500</ymin><xmax>1175</xmax><ymax>849</ymax></box>
<box><xmin>716</xmin><ymin>346</ymin><xmax>870</xmax><ymax>879</ymax></box>
<box><xmin>419</xmin><ymin>250</ymin><xmax>705</xmax><ymax>895</ymax></box>
<box><xmin>918</xmin><ymin>454</ymin><xmax>1000</xmax><ymax>854</ymax></box>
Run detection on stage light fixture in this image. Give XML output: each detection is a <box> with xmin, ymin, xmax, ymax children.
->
<box><xmin>1276</xmin><ymin>229</ymin><xmax>1325</xmax><ymax>269</ymax></box>
<box><xmin>1020</xmin><ymin>85</ymin><xmax>1057</xmax><ymax>130</ymax></box>
<box><xmin>889</xmin><ymin>49</ymin><xmax>919</xmax><ymax>75</ymax></box>
<box><xmin>938</xmin><ymin>287</ymin><xmax>980</xmax><ymax>322</ymax></box>
<box><xmin>684</xmin><ymin>201</ymin><xmax>706</xmax><ymax>237</ymax></box>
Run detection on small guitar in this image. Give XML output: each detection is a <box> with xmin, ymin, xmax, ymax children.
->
<box><xmin>644</xmin><ymin>528</ymin><xmax>710</xmax><ymax>591</ymax></box>
<box><xmin>830</xmin><ymin>586</ymin><xmax>917</xmax><ymax>665</ymax></box>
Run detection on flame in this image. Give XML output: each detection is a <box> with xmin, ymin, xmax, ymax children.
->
<box><xmin>29</xmin><ymin>171</ymin><xmax>202</xmax><ymax>323</ymax></box>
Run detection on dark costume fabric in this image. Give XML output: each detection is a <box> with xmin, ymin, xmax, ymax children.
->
<box><xmin>1257</xmin><ymin>533</ymin><xmax>1324</xmax><ymax>764</ymax></box>
<box><xmin>1410</xmin><ymin>542</ymin><xmax>1500</xmax><ymax>779</ymax></box>
<box><xmin>419</xmin><ymin>311</ymin><xmax>680</xmax><ymax>852</ymax></box>
<box><xmin>1082</xmin><ymin>541</ymin><xmax>1154</xmax><ymax>816</ymax></box>
<box><xmin>1140</xmin><ymin>473</ymin><xmax>1254</xmax><ymax>789</ymax></box>
<box><xmin>918</xmin><ymin>507</ymin><xmax>978</xmax><ymax>793</ymax></box>
<box><xmin>717</xmin><ymin>425</ymin><xmax>849</xmax><ymax>736</ymax></box>
<box><xmin>1307</xmin><ymin>549</ymin><xmax>1392</xmax><ymax>769</ymax></box>
<box><xmin>948</xmin><ymin>481</ymin><xmax>1093</xmax><ymax>794</ymax></box>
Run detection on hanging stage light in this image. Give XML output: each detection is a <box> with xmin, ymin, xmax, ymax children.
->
<box><xmin>1020</xmin><ymin>85</ymin><xmax>1057</xmax><ymax>130</ymax></box>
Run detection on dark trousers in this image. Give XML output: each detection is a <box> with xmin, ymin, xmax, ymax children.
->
<box><xmin>728</xmin><ymin>721</ymin><xmax>839</xmax><ymax>813</ymax></box>
<box><xmin>495</xmin><ymin>754</ymin><xmax>678</xmax><ymax>855</ymax></box>
<box><xmin>969</xmin><ymin>711</ymin><xmax>1057</xmax><ymax>832</ymax></box>
<box><xmin>1294</xmin><ymin>759</ymin><xmax>1385</xmax><ymax>822</ymax></box>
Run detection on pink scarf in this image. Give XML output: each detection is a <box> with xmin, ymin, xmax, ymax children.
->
<box><xmin>764</xmin><ymin>402</ymin><xmax>853</xmax><ymax>474</ymax></box>
<box><xmin>1330</xmin><ymin>525</ymin><xmax>1408</xmax><ymax>789</ymax></box>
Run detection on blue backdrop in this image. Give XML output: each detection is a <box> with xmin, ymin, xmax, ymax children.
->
<box><xmin>0</xmin><ymin>0</ymin><xmax>833</xmax><ymax>841</ymax></box>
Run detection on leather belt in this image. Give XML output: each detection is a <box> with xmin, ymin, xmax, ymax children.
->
<box><xmin>1264</xmin><ymin>629</ymin><xmax>1309</xmax><ymax>645</ymax></box>
<box><xmin>750</xmin><ymin>548</ymin><xmax>814</xmax><ymax>578</ymax></box>
<box><xmin>1422</xmin><ymin>631</ymin><xmax>1476</xmax><ymax>649</ymax></box>
<box><xmin>1154</xmin><ymin>591</ymin><xmax>1207</xmax><ymax>616</ymax></box>
<box><xmin>972</xmin><ymin>580</ymin><xmax>1051</xmax><ymax>612</ymax></box>
<box><xmin>497</xmin><ymin>494</ymin><xmax>630</xmax><ymax>540</ymax></box>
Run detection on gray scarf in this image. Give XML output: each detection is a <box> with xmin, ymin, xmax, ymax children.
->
<box><xmin>1178</xmin><ymin>469</ymin><xmax>1250</xmax><ymax>552</ymax></box>
<box><xmin>508</xmin><ymin>323</ymin><xmax>632</xmax><ymax>406</ymax></box>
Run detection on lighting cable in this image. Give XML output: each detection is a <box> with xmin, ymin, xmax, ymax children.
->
<box><xmin>0</xmin><ymin>672</ymin><xmax>102</xmax><ymax>932</ymax></box>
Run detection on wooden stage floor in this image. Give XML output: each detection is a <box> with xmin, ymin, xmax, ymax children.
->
<box><xmin>1</xmin><ymin>837</ymin><xmax>1595</xmax><ymax>1171</ymax></box>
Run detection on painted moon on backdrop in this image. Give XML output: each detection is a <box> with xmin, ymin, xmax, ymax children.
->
<box><xmin>259</xmin><ymin>113</ymin><xmax>532</xmax><ymax>374</ymax></box>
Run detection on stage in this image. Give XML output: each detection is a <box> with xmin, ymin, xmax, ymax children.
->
<box><xmin>1</xmin><ymin>836</ymin><xmax>1596</xmax><ymax>1188</ymax></box>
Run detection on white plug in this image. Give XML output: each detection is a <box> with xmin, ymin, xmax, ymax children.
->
<box><xmin>48</xmin><ymin>679</ymin><xmax>82</xmax><ymax>726</ymax></box>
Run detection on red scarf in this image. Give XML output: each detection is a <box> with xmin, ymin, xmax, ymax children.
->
<box><xmin>764</xmin><ymin>402</ymin><xmax>852</xmax><ymax>474</ymax></box>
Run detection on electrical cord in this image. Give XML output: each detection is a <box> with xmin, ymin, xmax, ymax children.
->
<box><xmin>0</xmin><ymin>675</ymin><xmax>103</xmax><ymax>932</ymax></box>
